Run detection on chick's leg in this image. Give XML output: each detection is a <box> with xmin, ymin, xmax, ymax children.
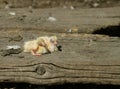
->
<box><xmin>31</xmin><ymin>50</ymin><xmax>41</xmax><ymax>56</ymax></box>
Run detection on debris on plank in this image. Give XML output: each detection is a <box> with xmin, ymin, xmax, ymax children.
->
<box><xmin>9</xmin><ymin>12</ymin><xmax>16</xmax><ymax>16</ymax></box>
<box><xmin>7</xmin><ymin>45</ymin><xmax>21</xmax><ymax>50</ymax></box>
<box><xmin>0</xmin><ymin>45</ymin><xmax>22</xmax><ymax>57</ymax></box>
<box><xmin>47</xmin><ymin>16</ymin><xmax>57</xmax><ymax>22</ymax></box>
<box><xmin>1</xmin><ymin>48</ymin><xmax>22</xmax><ymax>57</ymax></box>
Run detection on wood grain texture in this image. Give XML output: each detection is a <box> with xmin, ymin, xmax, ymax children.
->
<box><xmin>0</xmin><ymin>7</ymin><xmax>120</xmax><ymax>85</ymax></box>
<box><xmin>0</xmin><ymin>7</ymin><xmax>120</xmax><ymax>34</ymax></box>
<box><xmin>0</xmin><ymin>32</ymin><xmax>120</xmax><ymax>85</ymax></box>
<box><xmin>0</xmin><ymin>58</ymin><xmax>120</xmax><ymax>85</ymax></box>
<box><xmin>0</xmin><ymin>31</ymin><xmax>120</xmax><ymax>85</ymax></box>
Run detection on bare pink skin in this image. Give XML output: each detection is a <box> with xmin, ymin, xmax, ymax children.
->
<box><xmin>30</xmin><ymin>45</ymin><xmax>42</xmax><ymax>56</ymax></box>
<box><xmin>31</xmin><ymin>50</ymin><xmax>42</xmax><ymax>56</ymax></box>
<box><xmin>50</xmin><ymin>40</ymin><xmax>58</xmax><ymax>46</ymax></box>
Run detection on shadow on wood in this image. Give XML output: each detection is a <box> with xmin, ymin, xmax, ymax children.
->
<box><xmin>93</xmin><ymin>25</ymin><xmax>120</xmax><ymax>37</ymax></box>
<box><xmin>0</xmin><ymin>83</ymin><xmax>120</xmax><ymax>89</ymax></box>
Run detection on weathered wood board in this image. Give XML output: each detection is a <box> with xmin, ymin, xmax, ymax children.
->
<box><xmin>0</xmin><ymin>0</ymin><xmax>119</xmax><ymax>9</ymax></box>
<box><xmin>0</xmin><ymin>7</ymin><xmax>120</xmax><ymax>85</ymax></box>
<box><xmin>0</xmin><ymin>31</ymin><xmax>120</xmax><ymax>85</ymax></box>
<box><xmin>0</xmin><ymin>7</ymin><xmax>120</xmax><ymax>33</ymax></box>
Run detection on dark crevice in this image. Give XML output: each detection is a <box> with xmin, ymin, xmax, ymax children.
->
<box><xmin>0</xmin><ymin>83</ymin><xmax>120</xmax><ymax>89</ymax></box>
<box><xmin>92</xmin><ymin>25</ymin><xmax>120</xmax><ymax>37</ymax></box>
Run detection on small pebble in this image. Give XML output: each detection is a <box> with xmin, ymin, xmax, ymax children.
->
<box><xmin>47</xmin><ymin>16</ymin><xmax>57</xmax><ymax>22</ymax></box>
<box><xmin>9</xmin><ymin>12</ymin><xmax>16</xmax><ymax>16</ymax></box>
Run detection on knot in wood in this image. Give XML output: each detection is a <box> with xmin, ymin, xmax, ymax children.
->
<box><xmin>36</xmin><ymin>66</ymin><xmax>46</xmax><ymax>75</ymax></box>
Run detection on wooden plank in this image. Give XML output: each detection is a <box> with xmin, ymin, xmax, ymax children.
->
<box><xmin>0</xmin><ymin>33</ymin><xmax>120</xmax><ymax>85</ymax></box>
<box><xmin>0</xmin><ymin>7</ymin><xmax>120</xmax><ymax>85</ymax></box>
<box><xmin>0</xmin><ymin>7</ymin><xmax>120</xmax><ymax>33</ymax></box>
<box><xmin>0</xmin><ymin>58</ymin><xmax>120</xmax><ymax>85</ymax></box>
<box><xmin>0</xmin><ymin>0</ymin><xmax>119</xmax><ymax>9</ymax></box>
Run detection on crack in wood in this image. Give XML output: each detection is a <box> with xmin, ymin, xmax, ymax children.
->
<box><xmin>0</xmin><ymin>74</ymin><xmax>120</xmax><ymax>80</ymax></box>
<box><xmin>0</xmin><ymin>63</ymin><xmax>120</xmax><ymax>73</ymax></box>
<box><xmin>7</xmin><ymin>62</ymin><xmax>120</xmax><ymax>68</ymax></box>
